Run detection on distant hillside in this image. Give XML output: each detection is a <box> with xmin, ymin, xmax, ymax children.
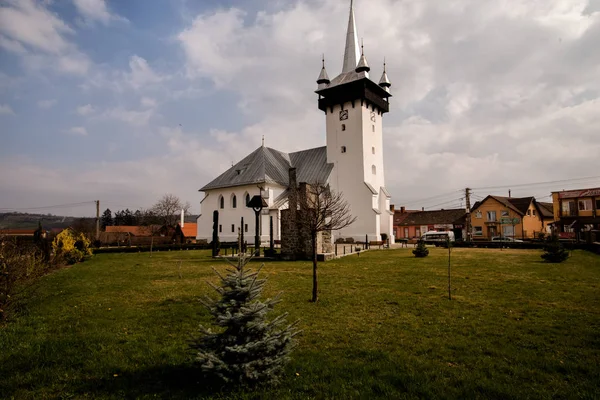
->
<box><xmin>0</xmin><ymin>212</ymin><xmax>200</xmax><ymax>230</ymax></box>
<box><xmin>0</xmin><ymin>213</ymin><xmax>82</xmax><ymax>230</ymax></box>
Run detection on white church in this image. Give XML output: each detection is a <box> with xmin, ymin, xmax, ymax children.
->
<box><xmin>196</xmin><ymin>1</ymin><xmax>394</xmax><ymax>244</ymax></box>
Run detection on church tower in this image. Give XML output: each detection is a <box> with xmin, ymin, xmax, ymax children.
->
<box><xmin>316</xmin><ymin>0</ymin><xmax>393</xmax><ymax>242</ymax></box>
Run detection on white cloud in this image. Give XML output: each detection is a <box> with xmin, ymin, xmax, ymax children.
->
<box><xmin>140</xmin><ymin>97</ymin><xmax>157</xmax><ymax>108</ymax></box>
<box><xmin>37</xmin><ymin>99</ymin><xmax>57</xmax><ymax>108</ymax></box>
<box><xmin>66</xmin><ymin>126</ymin><xmax>88</xmax><ymax>136</ymax></box>
<box><xmin>102</xmin><ymin>107</ymin><xmax>154</xmax><ymax>127</ymax></box>
<box><xmin>127</xmin><ymin>55</ymin><xmax>163</xmax><ymax>89</ymax></box>
<box><xmin>0</xmin><ymin>0</ymin><xmax>90</xmax><ymax>75</ymax></box>
<box><xmin>73</xmin><ymin>0</ymin><xmax>128</xmax><ymax>26</ymax></box>
<box><xmin>77</xmin><ymin>104</ymin><xmax>95</xmax><ymax>115</ymax></box>
<box><xmin>0</xmin><ymin>104</ymin><xmax>15</xmax><ymax>115</ymax></box>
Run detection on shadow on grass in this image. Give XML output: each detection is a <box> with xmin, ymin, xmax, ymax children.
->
<box><xmin>74</xmin><ymin>364</ymin><xmax>226</xmax><ymax>399</ymax></box>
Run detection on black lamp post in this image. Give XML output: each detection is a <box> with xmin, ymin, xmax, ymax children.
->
<box><xmin>247</xmin><ymin>195</ymin><xmax>268</xmax><ymax>256</ymax></box>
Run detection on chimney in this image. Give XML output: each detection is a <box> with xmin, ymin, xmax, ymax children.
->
<box><xmin>400</xmin><ymin>206</ymin><xmax>405</xmax><ymax>213</ymax></box>
<box><xmin>509</xmin><ymin>189</ymin><xmax>511</xmax><ymax>198</ymax></box>
<box><xmin>422</xmin><ymin>207</ymin><xmax>425</xmax><ymax>211</ymax></box>
<box><xmin>181</xmin><ymin>209</ymin><xmax>184</xmax><ymax>227</ymax></box>
<box><xmin>390</xmin><ymin>204</ymin><xmax>395</xmax><ymax>212</ymax></box>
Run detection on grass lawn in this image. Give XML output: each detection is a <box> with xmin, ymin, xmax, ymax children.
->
<box><xmin>1</xmin><ymin>248</ymin><xmax>599</xmax><ymax>399</ymax></box>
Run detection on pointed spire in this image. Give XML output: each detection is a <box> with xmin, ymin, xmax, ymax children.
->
<box><xmin>355</xmin><ymin>39</ymin><xmax>370</xmax><ymax>73</ymax></box>
<box><xmin>317</xmin><ymin>55</ymin><xmax>330</xmax><ymax>85</ymax></box>
<box><xmin>342</xmin><ymin>0</ymin><xmax>361</xmax><ymax>73</ymax></box>
<box><xmin>379</xmin><ymin>58</ymin><xmax>391</xmax><ymax>92</ymax></box>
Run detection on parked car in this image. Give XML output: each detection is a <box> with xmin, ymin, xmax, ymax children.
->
<box><xmin>491</xmin><ymin>236</ymin><xmax>523</xmax><ymax>242</ymax></box>
<box><xmin>421</xmin><ymin>231</ymin><xmax>455</xmax><ymax>246</ymax></box>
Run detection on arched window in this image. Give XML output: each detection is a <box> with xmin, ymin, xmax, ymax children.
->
<box><xmin>245</xmin><ymin>193</ymin><xmax>251</xmax><ymax>207</ymax></box>
<box><xmin>341</xmin><ymin>146</ymin><xmax>347</xmax><ymax>153</ymax></box>
<box><xmin>372</xmin><ymin>165</ymin><xmax>376</xmax><ymax>175</ymax></box>
<box><xmin>232</xmin><ymin>194</ymin><xmax>237</xmax><ymax>208</ymax></box>
<box><xmin>372</xmin><ymin>147</ymin><xmax>375</xmax><ymax>154</ymax></box>
<box><xmin>219</xmin><ymin>195</ymin><xmax>224</xmax><ymax>209</ymax></box>
<box><xmin>341</xmin><ymin>124</ymin><xmax>346</xmax><ymax>131</ymax></box>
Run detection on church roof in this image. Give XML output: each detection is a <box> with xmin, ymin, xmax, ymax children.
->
<box><xmin>200</xmin><ymin>146</ymin><xmax>333</xmax><ymax>191</ymax></box>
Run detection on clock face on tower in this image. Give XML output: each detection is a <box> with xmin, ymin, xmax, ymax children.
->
<box><xmin>370</xmin><ymin>111</ymin><xmax>376</xmax><ymax>122</ymax></box>
<box><xmin>339</xmin><ymin>110</ymin><xmax>349</xmax><ymax>121</ymax></box>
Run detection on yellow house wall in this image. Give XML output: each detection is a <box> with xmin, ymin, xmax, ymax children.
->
<box><xmin>552</xmin><ymin>193</ymin><xmax>561</xmax><ymax>220</ymax></box>
<box><xmin>522</xmin><ymin>203</ymin><xmax>544</xmax><ymax>238</ymax></box>
<box><xmin>471</xmin><ymin>198</ymin><xmax>524</xmax><ymax>239</ymax></box>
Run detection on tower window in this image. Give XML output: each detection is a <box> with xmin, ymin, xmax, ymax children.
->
<box><xmin>231</xmin><ymin>224</ymin><xmax>235</xmax><ymax>233</ymax></box>
<box><xmin>245</xmin><ymin>224</ymin><xmax>248</xmax><ymax>233</ymax></box>
<box><xmin>219</xmin><ymin>224</ymin><xmax>222</xmax><ymax>233</ymax></box>
<box><xmin>219</xmin><ymin>195</ymin><xmax>224</xmax><ymax>209</ymax></box>
<box><xmin>372</xmin><ymin>165</ymin><xmax>376</xmax><ymax>175</ymax></box>
<box><xmin>341</xmin><ymin>146</ymin><xmax>347</xmax><ymax>153</ymax></box>
<box><xmin>372</xmin><ymin>125</ymin><xmax>375</xmax><ymax>132</ymax></box>
<box><xmin>372</xmin><ymin>147</ymin><xmax>375</xmax><ymax>154</ymax></box>
<box><xmin>341</xmin><ymin>124</ymin><xmax>346</xmax><ymax>131</ymax></box>
<box><xmin>232</xmin><ymin>194</ymin><xmax>237</xmax><ymax>208</ymax></box>
<box><xmin>245</xmin><ymin>193</ymin><xmax>250</xmax><ymax>207</ymax></box>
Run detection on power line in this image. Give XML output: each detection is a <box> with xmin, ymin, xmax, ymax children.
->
<box><xmin>401</xmin><ymin>189</ymin><xmax>463</xmax><ymax>206</ymax></box>
<box><xmin>471</xmin><ymin>175</ymin><xmax>600</xmax><ymax>191</ymax></box>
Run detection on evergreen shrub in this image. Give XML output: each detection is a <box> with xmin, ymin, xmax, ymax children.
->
<box><xmin>191</xmin><ymin>252</ymin><xmax>299</xmax><ymax>386</ymax></box>
<box><xmin>413</xmin><ymin>239</ymin><xmax>429</xmax><ymax>258</ymax></box>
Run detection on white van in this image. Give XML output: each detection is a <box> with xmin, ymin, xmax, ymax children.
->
<box><xmin>421</xmin><ymin>231</ymin><xmax>455</xmax><ymax>245</ymax></box>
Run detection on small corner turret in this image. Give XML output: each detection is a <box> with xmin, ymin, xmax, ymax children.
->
<box><xmin>316</xmin><ymin>56</ymin><xmax>330</xmax><ymax>90</ymax></box>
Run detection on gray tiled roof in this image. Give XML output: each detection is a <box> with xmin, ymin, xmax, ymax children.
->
<box><xmin>200</xmin><ymin>146</ymin><xmax>333</xmax><ymax>191</ymax></box>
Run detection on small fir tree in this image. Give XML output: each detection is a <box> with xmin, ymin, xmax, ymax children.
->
<box><xmin>191</xmin><ymin>240</ymin><xmax>299</xmax><ymax>386</ymax></box>
<box><xmin>413</xmin><ymin>239</ymin><xmax>429</xmax><ymax>258</ymax></box>
<box><xmin>541</xmin><ymin>233</ymin><xmax>569</xmax><ymax>263</ymax></box>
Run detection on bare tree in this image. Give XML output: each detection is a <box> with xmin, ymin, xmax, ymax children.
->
<box><xmin>301</xmin><ymin>184</ymin><xmax>356</xmax><ymax>302</ymax></box>
<box><xmin>151</xmin><ymin>194</ymin><xmax>191</xmax><ymax>228</ymax></box>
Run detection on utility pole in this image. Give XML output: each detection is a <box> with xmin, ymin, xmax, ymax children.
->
<box><xmin>465</xmin><ymin>188</ymin><xmax>472</xmax><ymax>243</ymax></box>
<box><xmin>95</xmin><ymin>200</ymin><xmax>100</xmax><ymax>241</ymax></box>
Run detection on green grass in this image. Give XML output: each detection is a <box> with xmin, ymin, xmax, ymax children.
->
<box><xmin>1</xmin><ymin>248</ymin><xmax>600</xmax><ymax>399</ymax></box>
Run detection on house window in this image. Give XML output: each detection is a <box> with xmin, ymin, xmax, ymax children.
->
<box><xmin>415</xmin><ymin>227</ymin><xmax>421</xmax><ymax>237</ymax></box>
<box><xmin>341</xmin><ymin>146</ymin><xmax>347</xmax><ymax>153</ymax></box>
<box><xmin>474</xmin><ymin>227</ymin><xmax>483</xmax><ymax>236</ymax></box>
<box><xmin>245</xmin><ymin>193</ymin><xmax>251</xmax><ymax>207</ymax></box>
<box><xmin>232</xmin><ymin>194</ymin><xmax>237</xmax><ymax>208</ymax></box>
<box><xmin>475</xmin><ymin>211</ymin><xmax>482</xmax><ymax>219</ymax></box>
<box><xmin>487</xmin><ymin>211</ymin><xmax>496</xmax><ymax>222</ymax></box>
<box><xmin>372</xmin><ymin>147</ymin><xmax>375</xmax><ymax>154</ymax></box>
<box><xmin>372</xmin><ymin>165</ymin><xmax>376</xmax><ymax>175</ymax></box>
<box><xmin>404</xmin><ymin>228</ymin><xmax>409</xmax><ymax>238</ymax></box>
<box><xmin>341</xmin><ymin>124</ymin><xmax>346</xmax><ymax>131</ymax></box>
<box><xmin>245</xmin><ymin>224</ymin><xmax>248</xmax><ymax>233</ymax></box>
<box><xmin>527</xmin><ymin>210</ymin><xmax>531</xmax><ymax>216</ymax></box>
<box><xmin>219</xmin><ymin>196</ymin><xmax>224</xmax><ymax>209</ymax></box>
<box><xmin>532</xmin><ymin>209</ymin><xmax>536</xmax><ymax>216</ymax></box>
<box><xmin>501</xmin><ymin>211</ymin><xmax>509</xmax><ymax>217</ymax></box>
<box><xmin>596</xmin><ymin>199</ymin><xmax>600</xmax><ymax>210</ymax></box>
<box><xmin>219</xmin><ymin>224</ymin><xmax>222</xmax><ymax>233</ymax></box>
<box><xmin>231</xmin><ymin>224</ymin><xmax>235</xmax><ymax>233</ymax></box>
<box><xmin>578</xmin><ymin>199</ymin><xmax>592</xmax><ymax>211</ymax></box>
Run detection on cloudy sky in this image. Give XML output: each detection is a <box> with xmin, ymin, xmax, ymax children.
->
<box><xmin>1</xmin><ymin>0</ymin><xmax>599</xmax><ymax>216</ymax></box>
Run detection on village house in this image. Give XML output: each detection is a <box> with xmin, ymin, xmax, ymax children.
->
<box><xmin>470</xmin><ymin>196</ymin><xmax>553</xmax><ymax>240</ymax></box>
<box><xmin>395</xmin><ymin>208</ymin><xmax>466</xmax><ymax>241</ymax></box>
<box><xmin>551</xmin><ymin>187</ymin><xmax>600</xmax><ymax>238</ymax></box>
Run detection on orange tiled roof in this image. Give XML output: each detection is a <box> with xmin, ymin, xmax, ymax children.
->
<box><xmin>180</xmin><ymin>223</ymin><xmax>197</xmax><ymax>238</ymax></box>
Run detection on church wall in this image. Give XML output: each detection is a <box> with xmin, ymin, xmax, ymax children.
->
<box><xmin>196</xmin><ymin>183</ymin><xmax>286</xmax><ymax>243</ymax></box>
<box><xmin>325</xmin><ymin>101</ymin><xmax>386</xmax><ymax>242</ymax></box>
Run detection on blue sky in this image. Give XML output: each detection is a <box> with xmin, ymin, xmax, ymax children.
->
<box><xmin>1</xmin><ymin>0</ymin><xmax>599</xmax><ymax>216</ymax></box>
